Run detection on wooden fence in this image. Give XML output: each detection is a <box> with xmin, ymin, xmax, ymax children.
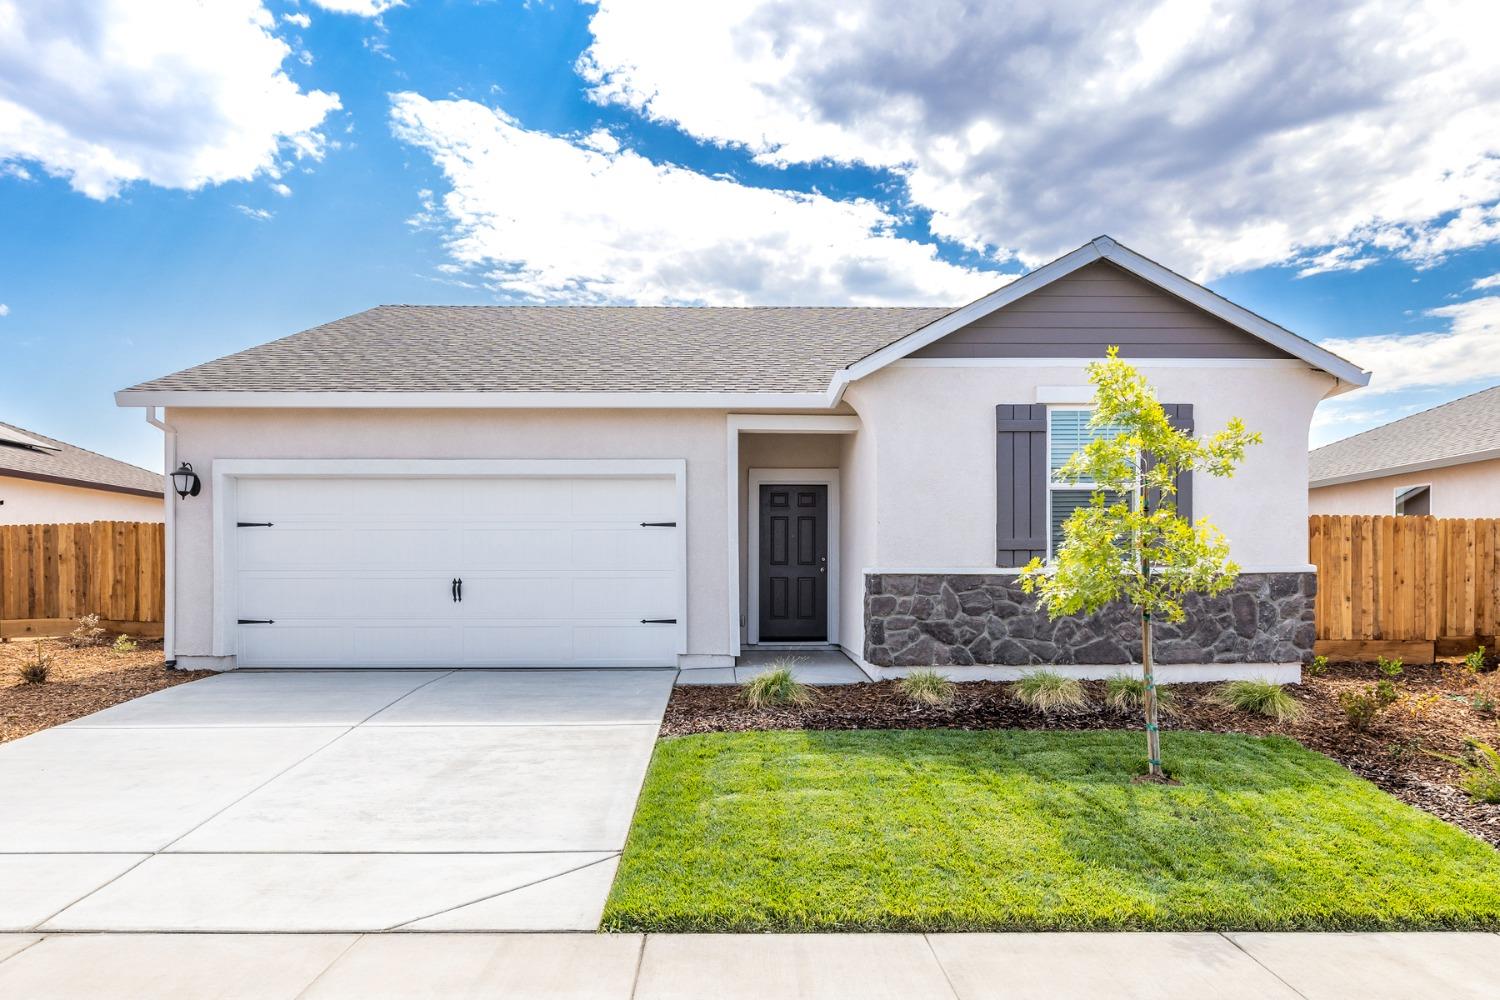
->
<box><xmin>0</xmin><ymin>521</ymin><xmax>165</xmax><ymax>639</ymax></box>
<box><xmin>1309</xmin><ymin>514</ymin><xmax>1500</xmax><ymax>662</ymax></box>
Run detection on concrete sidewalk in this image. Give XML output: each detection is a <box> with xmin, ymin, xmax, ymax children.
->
<box><xmin>0</xmin><ymin>931</ymin><xmax>1495</xmax><ymax>999</ymax></box>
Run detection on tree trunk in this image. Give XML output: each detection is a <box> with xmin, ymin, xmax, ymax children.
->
<box><xmin>1142</xmin><ymin>610</ymin><xmax>1162</xmax><ymax>777</ymax></box>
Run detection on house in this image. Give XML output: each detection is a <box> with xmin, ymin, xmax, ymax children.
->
<box><xmin>1</xmin><ymin>420</ymin><xmax>164</xmax><ymax>525</ymax></box>
<box><xmin>114</xmin><ymin>237</ymin><xmax>1367</xmax><ymax>679</ymax></box>
<box><xmin>1310</xmin><ymin>384</ymin><xmax>1500</xmax><ymax>518</ymax></box>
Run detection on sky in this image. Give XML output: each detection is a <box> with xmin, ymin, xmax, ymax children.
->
<box><xmin>3</xmin><ymin>0</ymin><xmax>1500</xmax><ymax>472</ymax></box>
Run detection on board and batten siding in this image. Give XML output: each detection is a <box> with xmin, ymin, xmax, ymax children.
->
<box><xmin>911</xmin><ymin>260</ymin><xmax>1293</xmax><ymax>360</ymax></box>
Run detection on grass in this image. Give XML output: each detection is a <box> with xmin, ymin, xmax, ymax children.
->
<box><xmin>742</xmin><ymin>664</ymin><xmax>813</xmax><ymax>708</ymax></box>
<box><xmin>1013</xmin><ymin>670</ymin><xmax>1086</xmax><ymax>711</ymax></box>
<box><xmin>899</xmin><ymin>669</ymin><xmax>954</xmax><ymax>706</ymax></box>
<box><xmin>1216</xmin><ymin>679</ymin><xmax>1302</xmax><ymax>721</ymax></box>
<box><xmin>603</xmin><ymin>729</ymin><xmax>1500</xmax><ymax>932</ymax></box>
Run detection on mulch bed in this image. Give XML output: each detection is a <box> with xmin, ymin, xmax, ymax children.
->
<box><xmin>0</xmin><ymin>638</ymin><xmax>213</xmax><ymax>743</ymax></box>
<box><xmin>664</xmin><ymin>661</ymin><xmax>1500</xmax><ymax>847</ymax></box>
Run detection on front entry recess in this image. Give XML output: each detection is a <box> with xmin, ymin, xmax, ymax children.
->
<box><xmin>757</xmin><ymin>484</ymin><xmax>828</xmax><ymax>641</ymax></box>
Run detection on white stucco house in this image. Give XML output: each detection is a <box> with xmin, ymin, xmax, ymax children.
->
<box><xmin>1</xmin><ymin>420</ymin><xmax>164</xmax><ymax>525</ymax></box>
<box><xmin>115</xmin><ymin>237</ymin><xmax>1367</xmax><ymax>679</ymax></box>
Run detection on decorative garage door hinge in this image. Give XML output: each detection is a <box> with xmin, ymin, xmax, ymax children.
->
<box><xmin>237</xmin><ymin>619</ymin><xmax>275</xmax><ymax>624</ymax></box>
<box><xmin>639</xmin><ymin>521</ymin><xmax>676</xmax><ymax>527</ymax></box>
<box><xmin>236</xmin><ymin>521</ymin><xmax>274</xmax><ymax>527</ymax></box>
<box><xmin>639</xmin><ymin>618</ymin><xmax>677</xmax><ymax>624</ymax></box>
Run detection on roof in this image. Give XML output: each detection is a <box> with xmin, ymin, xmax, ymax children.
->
<box><xmin>1309</xmin><ymin>384</ymin><xmax>1500</xmax><ymax>487</ymax></box>
<box><xmin>116</xmin><ymin>237</ymin><xmax>1369</xmax><ymax>409</ymax></box>
<box><xmin>0</xmin><ymin>420</ymin><xmax>163</xmax><ymax>497</ymax></box>
<box><xmin>122</xmin><ymin>306</ymin><xmax>951</xmax><ymax>394</ymax></box>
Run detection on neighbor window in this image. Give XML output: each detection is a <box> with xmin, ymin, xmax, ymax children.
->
<box><xmin>1047</xmin><ymin>407</ymin><xmax>1131</xmax><ymax>557</ymax></box>
<box><xmin>1394</xmin><ymin>484</ymin><xmax>1430</xmax><ymax>516</ymax></box>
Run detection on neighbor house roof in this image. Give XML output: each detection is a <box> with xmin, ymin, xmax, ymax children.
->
<box><xmin>0</xmin><ymin>420</ymin><xmax>163</xmax><ymax>497</ymax></box>
<box><xmin>116</xmin><ymin>237</ymin><xmax>1370</xmax><ymax>409</ymax></box>
<box><xmin>1309</xmin><ymin>384</ymin><xmax>1500</xmax><ymax>487</ymax></box>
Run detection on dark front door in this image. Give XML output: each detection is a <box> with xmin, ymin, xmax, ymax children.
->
<box><xmin>758</xmin><ymin>484</ymin><xmax>828</xmax><ymax>641</ymax></box>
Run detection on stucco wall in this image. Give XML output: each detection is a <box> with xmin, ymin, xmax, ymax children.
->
<box><xmin>1309</xmin><ymin>457</ymin><xmax>1500</xmax><ymax>518</ymax></box>
<box><xmin>843</xmin><ymin>362</ymin><xmax>1334</xmax><ymax>571</ymax></box>
<box><xmin>166</xmin><ymin>407</ymin><xmax>731</xmax><ymax>660</ymax></box>
<box><xmin>0</xmin><ymin>476</ymin><xmax>163</xmax><ymax>525</ymax></box>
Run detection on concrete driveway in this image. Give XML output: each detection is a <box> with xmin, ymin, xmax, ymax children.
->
<box><xmin>0</xmin><ymin>669</ymin><xmax>673</xmax><ymax>932</ymax></box>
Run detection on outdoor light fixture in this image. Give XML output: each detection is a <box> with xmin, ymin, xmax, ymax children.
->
<box><xmin>171</xmin><ymin>461</ymin><xmax>201</xmax><ymax>499</ymax></box>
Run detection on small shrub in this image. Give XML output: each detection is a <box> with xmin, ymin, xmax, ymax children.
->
<box><xmin>1474</xmin><ymin>690</ymin><xmax>1497</xmax><ymax>717</ymax></box>
<box><xmin>1375</xmin><ymin>655</ymin><xmax>1404</xmax><ymax>679</ymax></box>
<box><xmin>1426</xmin><ymin>741</ymin><xmax>1500</xmax><ymax>804</ymax></box>
<box><xmin>1306</xmin><ymin>654</ymin><xmax>1329</xmax><ymax>677</ymax></box>
<box><xmin>899</xmin><ymin>668</ymin><xmax>954</xmax><ymax>707</ymax></box>
<box><xmin>1399</xmin><ymin>691</ymin><xmax>1442</xmax><ymax>721</ymax></box>
<box><xmin>112</xmin><ymin>634</ymin><xmax>138</xmax><ymax>654</ymax></box>
<box><xmin>18</xmin><ymin>643</ymin><xmax>53</xmax><ymax>684</ymax></box>
<box><xmin>1339</xmin><ymin>680</ymin><xmax>1400</xmax><ymax>732</ymax></box>
<box><xmin>68</xmin><ymin>613</ymin><xmax>106</xmax><ymax>648</ymax></box>
<box><xmin>1104</xmin><ymin>674</ymin><xmax>1175</xmax><ymax>714</ymax></box>
<box><xmin>1215</xmin><ymin>679</ymin><xmax>1301</xmax><ymax>722</ymax></box>
<box><xmin>1464</xmin><ymin>646</ymin><xmax>1486</xmax><ymax>675</ymax></box>
<box><xmin>741</xmin><ymin>663</ymin><xmax>813</xmax><ymax>708</ymax></box>
<box><xmin>1013</xmin><ymin>670</ymin><xmax>1086</xmax><ymax>712</ymax></box>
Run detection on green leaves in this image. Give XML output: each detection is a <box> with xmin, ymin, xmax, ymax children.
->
<box><xmin>1021</xmin><ymin>347</ymin><xmax>1260</xmax><ymax>622</ymax></box>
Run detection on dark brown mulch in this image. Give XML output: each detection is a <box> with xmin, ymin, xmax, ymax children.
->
<box><xmin>0</xmin><ymin>638</ymin><xmax>213</xmax><ymax>743</ymax></box>
<box><xmin>664</xmin><ymin>662</ymin><xmax>1500</xmax><ymax>847</ymax></box>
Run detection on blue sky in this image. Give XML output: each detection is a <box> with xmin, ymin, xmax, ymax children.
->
<box><xmin>3</xmin><ymin>0</ymin><xmax>1500</xmax><ymax>471</ymax></box>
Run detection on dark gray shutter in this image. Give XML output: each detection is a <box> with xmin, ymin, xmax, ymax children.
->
<box><xmin>996</xmin><ymin>404</ymin><xmax>1047</xmax><ymax>564</ymax></box>
<box><xmin>1146</xmin><ymin>403</ymin><xmax>1194</xmax><ymax>522</ymax></box>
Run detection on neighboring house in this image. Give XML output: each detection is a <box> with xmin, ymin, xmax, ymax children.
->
<box><xmin>115</xmin><ymin>237</ymin><xmax>1367</xmax><ymax>678</ymax></box>
<box><xmin>1309</xmin><ymin>384</ymin><xmax>1500</xmax><ymax>518</ymax></box>
<box><xmin>0</xmin><ymin>420</ymin><xmax>164</xmax><ymax>525</ymax></box>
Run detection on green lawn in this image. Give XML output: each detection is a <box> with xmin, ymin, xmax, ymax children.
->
<box><xmin>603</xmin><ymin>729</ymin><xmax>1500</xmax><ymax>932</ymax></box>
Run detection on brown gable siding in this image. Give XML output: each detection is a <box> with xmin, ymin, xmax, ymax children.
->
<box><xmin>910</xmin><ymin>261</ymin><xmax>1293</xmax><ymax>360</ymax></box>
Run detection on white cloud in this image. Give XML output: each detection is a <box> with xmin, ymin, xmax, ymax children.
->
<box><xmin>270</xmin><ymin>182</ymin><xmax>292</xmax><ymax>197</ymax></box>
<box><xmin>388</xmin><ymin>92</ymin><xmax>1008</xmax><ymax>305</ymax></box>
<box><xmin>1472</xmin><ymin>273</ymin><xmax>1500</xmax><ymax>290</ymax></box>
<box><xmin>1319</xmin><ymin>295</ymin><xmax>1500</xmax><ymax>395</ymax></box>
<box><xmin>309</xmin><ymin>0</ymin><xmax>402</xmax><ymax>15</ymax></box>
<box><xmin>579</xmin><ymin>0</ymin><xmax>1500</xmax><ymax>279</ymax></box>
<box><xmin>235</xmin><ymin>204</ymin><xmax>274</xmax><ymax>221</ymax></box>
<box><xmin>0</xmin><ymin>0</ymin><xmax>339</xmax><ymax>200</ymax></box>
<box><xmin>0</xmin><ymin>303</ymin><xmax>9</xmax><ymax>317</ymax></box>
<box><xmin>283</xmin><ymin>12</ymin><xmax>311</xmax><ymax>28</ymax></box>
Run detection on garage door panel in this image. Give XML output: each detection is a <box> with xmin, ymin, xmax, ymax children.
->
<box><xmin>352</xmin><ymin>625</ymin><xmax>462</xmax><ymax>663</ymax></box>
<box><xmin>571</xmin><ymin>576</ymin><xmax>676</xmax><ymax>618</ymax></box>
<box><xmin>569</xmin><ymin>477</ymin><xmax>675</xmax><ymax>516</ymax></box>
<box><xmin>459</xmin><ymin>625</ymin><xmax>572</xmax><ymax>663</ymax></box>
<box><xmin>238</xmin><ymin>625</ymin><xmax>352</xmax><ymax>665</ymax></box>
<box><xmin>459</xmin><ymin>528</ymin><xmax>574</xmax><ymax>569</ymax></box>
<box><xmin>239</xmin><ymin>527</ymin><xmax>353</xmax><ymax>570</ymax></box>
<box><xmin>459</xmin><ymin>479</ymin><xmax>576</xmax><ymax>517</ymax></box>
<box><xmin>344</xmin><ymin>479</ymin><xmax>461</xmax><ymax>517</ymax></box>
<box><xmin>237</xmin><ymin>478</ymin><xmax>350</xmax><ymax>519</ymax></box>
<box><xmin>451</xmin><ymin>577</ymin><xmax>573</xmax><ymax>619</ymax></box>
<box><xmin>574</xmin><ymin>624</ymin><xmax>676</xmax><ymax>664</ymax></box>
<box><xmin>573</xmin><ymin>529</ymin><xmax>677</xmax><ymax>571</ymax></box>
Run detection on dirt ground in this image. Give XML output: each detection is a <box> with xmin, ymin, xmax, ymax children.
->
<box><xmin>666</xmin><ymin>660</ymin><xmax>1500</xmax><ymax>847</ymax></box>
<box><xmin>0</xmin><ymin>637</ymin><xmax>212</xmax><ymax>744</ymax></box>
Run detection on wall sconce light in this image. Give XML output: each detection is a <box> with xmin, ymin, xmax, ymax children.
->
<box><xmin>171</xmin><ymin>461</ymin><xmax>201</xmax><ymax>499</ymax></box>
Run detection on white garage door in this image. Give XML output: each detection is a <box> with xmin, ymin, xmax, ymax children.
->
<box><xmin>231</xmin><ymin>476</ymin><xmax>682</xmax><ymax>668</ymax></box>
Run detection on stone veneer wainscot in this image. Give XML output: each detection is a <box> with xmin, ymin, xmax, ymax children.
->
<box><xmin>863</xmin><ymin>572</ymin><xmax>1316</xmax><ymax>668</ymax></box>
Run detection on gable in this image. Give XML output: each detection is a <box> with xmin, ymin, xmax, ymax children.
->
<box><xmin>910</xmin><ymin>260</ymin><xmax>1293</xmax><ymax>360</ymax></box>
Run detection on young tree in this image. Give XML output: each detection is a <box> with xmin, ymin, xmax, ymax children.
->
<box><xmin>1019</xmin><ymin>348</ymin><xmax>1262</xmax><ymax>780</ymax></box>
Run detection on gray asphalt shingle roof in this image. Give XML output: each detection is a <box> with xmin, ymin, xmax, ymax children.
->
<box><xmin>124</xmin><ymin>305</ymin><xmax>955</xmax><ymax>394</ymax></box>
<box><xmin>0</xmin><ymin>420</ymin><xmax>163</xmax><ymax>496</ymax></box>
<box><xmin>1309</xmin><ymin>384</ymin><xmax>1500</xmax><ymax>484</ymax></box>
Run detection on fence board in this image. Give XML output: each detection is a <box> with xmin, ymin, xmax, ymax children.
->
<box><xmin>1310</xmin><ymin>514</ymin><xmax>1499</xmax><ymax>657</ymax></box>
<box><xmin>0</xmin><ymin>520</ymin><xmax>164</xmax><ymax>636</ymax></box>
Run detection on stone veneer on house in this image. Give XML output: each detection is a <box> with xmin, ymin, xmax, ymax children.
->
<box><xmin>863</xmin><ymin>572</ymin><xmax>1316</xmax><ymax>668</ymax></box>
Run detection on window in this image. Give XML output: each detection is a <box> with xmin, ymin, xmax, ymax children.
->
<box><xmin>1047</xmin><ymin>407</ymin><xmax>1131</xmax><ymax>557</ymax></box>
<box><xmin>1394</xmin><ymin>484</ymin><xmax>1430</xmax><ymax>516</ymax></box>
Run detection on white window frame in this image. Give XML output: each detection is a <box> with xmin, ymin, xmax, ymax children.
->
<box><xmin>1393</xmin><ymin>483</ymin><xmax>1431</xmax><ymax>517</ymax></box>
<box><xmin>1045</xmin><ymin>406</ymin><xmax>1137</xmax><ymax>560</ymax></box>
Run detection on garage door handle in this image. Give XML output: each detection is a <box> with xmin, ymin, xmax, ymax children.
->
<box><xmin>640</xmin><ymin>521</ymin><xmax>676</xmax><ymax>527</ymax></box>
<box><xmin>457</xmin><ymin>578</ymin><xmax>463</xmax><ymax>602</ymax></box>
<box><xmin>238</xmin><ymin>619</ymin><xmax>275</xmax><ymax>625</ymax></box>
<box><xmin>451</xmin><ymin>578</ymin><xmax>459</xmax><ymax>602</ymax></box>
<box><xmin>640</xmin><ymin>618</ymin><xmax>677</xmax><ymax>624</ymax></box>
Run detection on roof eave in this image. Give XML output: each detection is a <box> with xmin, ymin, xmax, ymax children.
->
<box><xmin>1309</xmin><ymin>446</ymin><xmax>1500</xmax><ymax>488</ymax></box>
<box><xmin>114</xmin><ymin>389</ymin><xmax>838</xmax><ymax>410</ymax></box>
<box><xmin>0</xmin><ymin>467</ymin><xmax>164</xmax><ymax>499</ymax></box>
